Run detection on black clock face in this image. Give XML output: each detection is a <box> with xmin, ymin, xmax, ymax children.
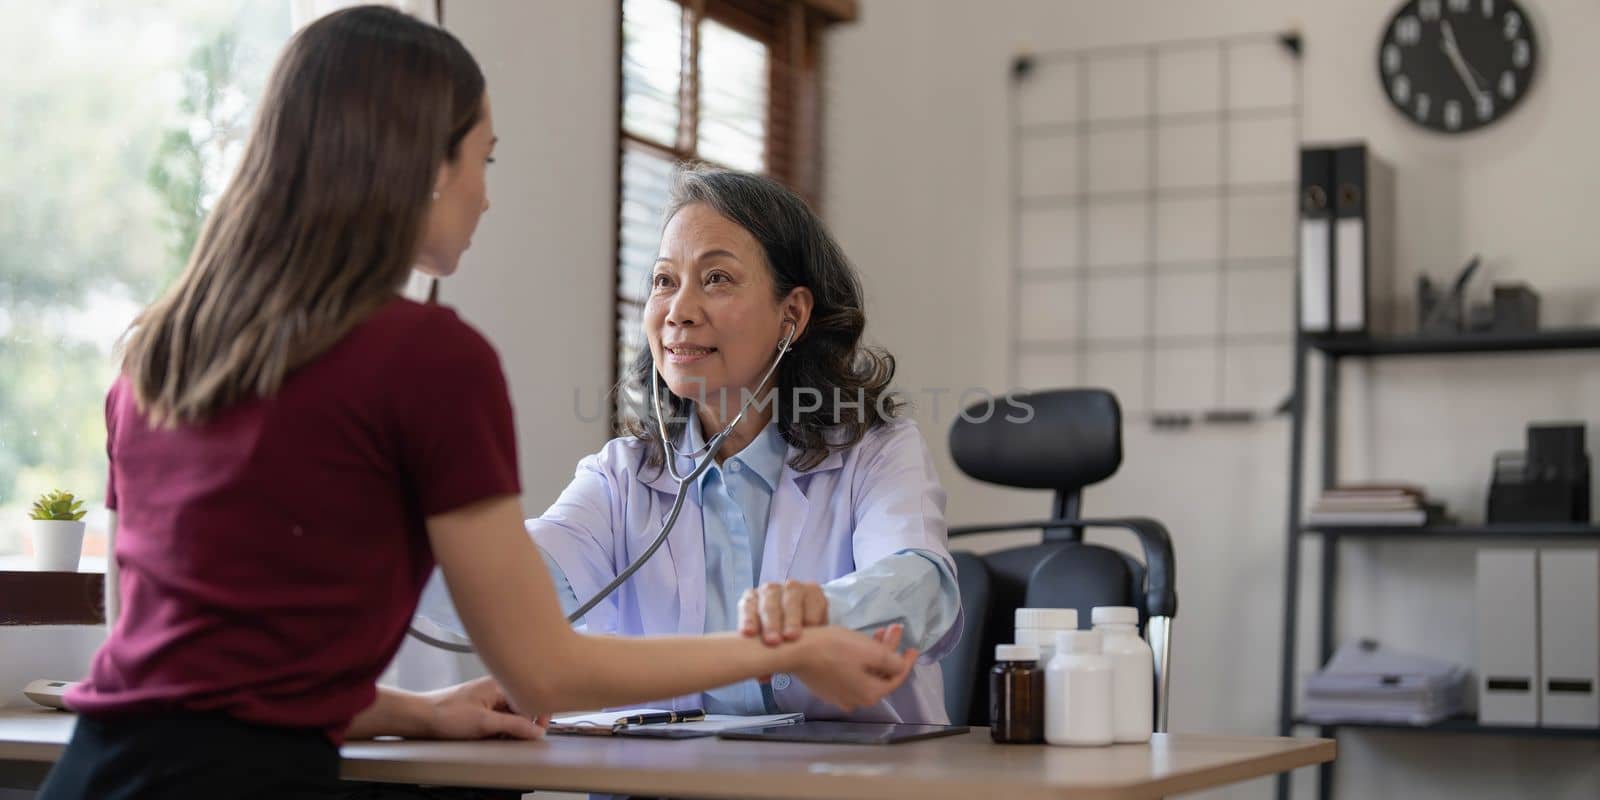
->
<box><xmin>1378</xmin><ymin>0</ymin><xmax>1537</xmax><ymax>133</ymax></box>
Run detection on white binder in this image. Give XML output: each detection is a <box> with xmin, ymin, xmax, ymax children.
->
<box><xmin>1476</xmin><ymin>549</ymin><xmax>1540</xmax><ymax>725</ymax></box>
<box><xmin>1538</xmin><ymin>548</ymin><xmax>1600</xmax><ymax>727</ymax></box>
<box><xmin>1299</xmin><ymin>218</ymin><xmax>1330</xmax><ymax>332</ymax></box>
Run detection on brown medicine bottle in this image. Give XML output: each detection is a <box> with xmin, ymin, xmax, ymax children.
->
<box><xmin>990</xmin><ymin>643</ymin><xmax>1045</xmax><ymax>743</ymax></box>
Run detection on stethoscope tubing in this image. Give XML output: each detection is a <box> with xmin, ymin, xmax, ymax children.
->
<box><xmin>408</xmin><ymin>323</ymin><xmax>796</xmax><ymax>654</ymax></box>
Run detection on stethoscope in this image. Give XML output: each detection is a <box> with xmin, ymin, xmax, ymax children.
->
<box><xmin>407</xmin><ymin>321</ymin><xmax>797</xmax><ymax>654</ymax></box>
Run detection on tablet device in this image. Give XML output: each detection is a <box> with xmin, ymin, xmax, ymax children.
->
<box><xmin>716</xmin><ymin>721</ymin><xmax>969</xmax><ymax>745</ymax></box>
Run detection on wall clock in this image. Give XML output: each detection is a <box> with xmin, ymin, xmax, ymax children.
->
<box><xmin>1379</xmin><ymin>0</ymin><xmax>1538</xmax><ymax>133</ymax></box>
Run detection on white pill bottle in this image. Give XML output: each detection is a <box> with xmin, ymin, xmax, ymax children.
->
<box><xmin>1044</xmin><ymin>630</ymin><xmax>1113</xmax><ymax>746</ymax></box>
<box><xmin>1092</xmin><ymin>606</ymin><xmax>1154</xmax><ymax>743</ymax></box>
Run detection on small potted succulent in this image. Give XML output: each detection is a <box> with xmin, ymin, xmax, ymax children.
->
<box><xmin>29</xmin><ymin>490</ymin><xmax>87</xmax><ymax>572</ymax></box>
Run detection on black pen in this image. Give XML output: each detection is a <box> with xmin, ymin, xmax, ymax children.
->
<box><xmin>616</xmin><ymin>708</ymin><xmax>706</xmax><ymax>728</ymax></box>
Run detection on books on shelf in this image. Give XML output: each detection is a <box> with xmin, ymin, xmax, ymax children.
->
<box><xmin>1307</xmin><ymin>484</ymin><xmax>1446</xmax><ymax>527</ymax></box>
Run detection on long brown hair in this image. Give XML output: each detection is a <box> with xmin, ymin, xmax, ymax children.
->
<box><xmin>122</xmin><ymin>5</ymin><xmax>484</xmax><ymax>425</ymax></box>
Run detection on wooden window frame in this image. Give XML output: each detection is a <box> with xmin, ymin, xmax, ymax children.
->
<box><xmin>611</xmin><ymin>0</ymin><xmax>853</xmax><ymax>425</ymax></box>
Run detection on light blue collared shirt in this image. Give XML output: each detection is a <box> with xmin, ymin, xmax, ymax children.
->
<box><xmin>696</xmin><ymin>417</ymin><xmax>787</xmax><ymax>713</ymax></box>
<box><xmin>534</xmin><ymin>417</ymin><xmax>960</xmax><ymax>716</ymax></box>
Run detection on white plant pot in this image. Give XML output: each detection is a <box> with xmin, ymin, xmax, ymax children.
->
<box><xmin>29</xmin><ymin>519</ymin><xmax>86</xmax><ymax>572</ymax></box>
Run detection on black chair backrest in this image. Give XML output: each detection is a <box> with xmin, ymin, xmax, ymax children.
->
<box><xmin>942</xmin><ymin>551</ymin><xmax>991</xmax><ymax>725</ymax></box>
<box><xmin>1026</xmin><ymin>544</ymin><xmax>1148</xmax><ymax>628</ymax></box>
<box><xmin>948</xmin><ymin>389</ymin><xmax>1121</xmax><ymax>492</ymax></box>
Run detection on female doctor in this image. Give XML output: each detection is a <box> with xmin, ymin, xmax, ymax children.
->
<box><xmin>527</xmin><ymin>167</ymin><xmax>961</xmax><ymax>724</ymax></box>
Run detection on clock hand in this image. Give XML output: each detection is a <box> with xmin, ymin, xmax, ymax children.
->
<box><xmin>1440</xmin><ymin>20</ymin><xmax>1487</xmax><ymax>100</ymax></box>
<box><xmin>1467</xmin><ymin>60</ymin><xmax>1489</xmax><ymax>89</ymax></box>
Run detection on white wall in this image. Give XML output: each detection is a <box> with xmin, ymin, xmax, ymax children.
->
<box><xmin>824</xmin><ymin>1</ymin><xmax>1600</xmax><ymax>798</ymax></box>
<box><xmin>379</xmin><ymin>0</ymin><xmax>621</xmax><ymax>689</ymax></box>
<box><xmin>0</xmin><ymin>626</ymin><xmax>104</xmax><ymax>794</ymax></box>
<box><xmin>441</xmin><ymin>0</ymin><xmax>618</xmax><ymax>508</ymax></box>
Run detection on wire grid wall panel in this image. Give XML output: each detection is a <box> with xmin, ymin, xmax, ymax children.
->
<box><xmin>1009</xmin><ymin>33</ymin><xmax>1301</xmax><ymax>423</ymax></box>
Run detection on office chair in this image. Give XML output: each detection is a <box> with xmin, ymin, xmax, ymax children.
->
<box><xmin>942</xmin><ymin>550</ymin><xmax>993</xmax><ymax>726</ymax></box>
<box><xmin>938</xmin><ymin>388</ymin><xmax>1178</xmax><ymax>731</ymax></box>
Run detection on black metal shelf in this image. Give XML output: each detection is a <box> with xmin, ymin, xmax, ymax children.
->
<box><xmin>1306</xmin><ymin>326</ymin><xmax>1600</xmax><ymax>357</ymax></box>
<box><xmin>1277</xmin><ymin>323</ymin><xmax>1600</xmax><ymax>800</ymax></box>
<box><xmin>1293</xmin><ymin>716</ymin><xmax>1600</xmax><ymax>740</ymax></box>
<box><xmin>1301</xmin><ymin>523</ymin><xmax>1600</xmax><ymax>539</ymax></box>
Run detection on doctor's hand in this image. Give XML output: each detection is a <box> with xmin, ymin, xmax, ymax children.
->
<box><xmin>740</xmin><ymin>579</ymin><xmax>829</xmax><ymax>645</ymax></box>
<box><xmin>788</xmin><ymin>624</ymin><xmax>918</xmax><ymax>712</ymax></box>
<box><xmin>422</xmin><ymin>676</ymin><xmax>548</xmax><ymax>740</ymax></box>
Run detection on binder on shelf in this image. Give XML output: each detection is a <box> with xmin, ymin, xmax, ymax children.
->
<box><xmin>1475</xmin><ymin>548</ymin><xmax>1540</xmax><ymax>726</ymax></box>
<box><xmin>1298</xmin><ymin>146</ymin><xmax>1334</xmax><ymax>333</ymax></box>
<box><xmin>1538</xmin><ymin>548</ymin><xmax>1600</xmax><ymax>727</ymax></box>
<box><xmin>1332</xmin><ymin>144</ymin><xmax>1395</xmax><ymax>334</ymax></box>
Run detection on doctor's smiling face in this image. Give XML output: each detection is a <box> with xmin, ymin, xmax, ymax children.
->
<box><xmin>646</xmin><ymin>202</ymin><xmax>812</xmax><ymax>414</ymax></box>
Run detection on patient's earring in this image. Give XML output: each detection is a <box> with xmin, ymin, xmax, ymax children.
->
<box><xmin>431</xmin><ymin>191</ymin><xmax>441</xmax><ymax>201</ymax></box>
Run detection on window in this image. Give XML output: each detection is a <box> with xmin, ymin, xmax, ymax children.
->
<box><xmin>0</xmin><ymin>1</ymin><xmax>292</xmax><ymax>567</ymax></box>
<box><xmin>614</xmin><ymin>0</ymin><xmax>852</xmax><ymax>417</ymax></box>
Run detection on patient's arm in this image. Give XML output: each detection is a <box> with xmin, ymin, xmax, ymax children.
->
<box><xmin>429</xmin><ymin>494</ymin><xmax>917</xmax><ymax>717</ymax></box>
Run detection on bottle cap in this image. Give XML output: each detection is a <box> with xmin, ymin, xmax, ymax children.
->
<box><xmin>1091</xmin><ymin>606</ymin><xmax>1138</xmax><ymax>626</ymax></box>
<box><xmin>995</xmin><ymin>643</ymin><xmax>1039</xmax><ymax>662</ymax></box>
<box><xmin>1015</xmin><ymin>607</ymin><xmax>1078</xmax><ymax>630</ymax></box>
<box><xmin>1055</xmin><ymin>629</ymin><xmax>1102</xmax><ymax>655</ymax></box>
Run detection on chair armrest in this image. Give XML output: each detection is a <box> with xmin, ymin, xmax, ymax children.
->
<box><xmin>949</xmin><ymin>516</ymin><xmax>1177</xmax><ymax>618</ymax></box>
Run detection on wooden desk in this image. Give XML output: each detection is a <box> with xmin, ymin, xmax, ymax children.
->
<box><xmin>0</xmin><ymin>710</ymin><xmax>1334</xmax><ymax>799</ymax></box>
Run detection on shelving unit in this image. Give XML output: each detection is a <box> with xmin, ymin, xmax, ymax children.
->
<box><xmin>1305</xmin><ymin>523</ymin><xmax>1600</xmax><ymax>540</ymax></box>
<box><xmin>1305</xmin><ymin>327</ymin><xmax>1600</xmax><ymax>357</ymax></box>
<box><xmin>1274</xmin><ymin>327</ymin><xmax>1600</xmax><ymax>800</ymax></box>
<box><xmin>1291</xmin><ymin>715</ymin><xmax>1600</xmax><ymax>740</ymax></box>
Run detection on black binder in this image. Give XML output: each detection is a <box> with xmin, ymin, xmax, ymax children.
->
<box><xmin>1297</xmin><ymin>147</ymin><xmax>1334</xmax><ymax>333</ymax></box>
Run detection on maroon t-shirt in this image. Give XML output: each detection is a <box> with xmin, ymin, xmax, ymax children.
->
<box><xmin>67</xmin><ymin>298</ymin><xmax>520</xmax><ymax>742</ymax></box>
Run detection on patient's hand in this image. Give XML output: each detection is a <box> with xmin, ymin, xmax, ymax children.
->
<box><xmin>790</xmin><ymin>624</ymin><xmax>917</xmax><ymax>712</ymax></box>
<box><xmin>423</xmin><ymin>676</ymin><xmax>548</xmax><ymax>740</ymax></box>
<box><xmin>740</xmin><ymin>579</ymin><xmax>828</xmax><ymax>645</ymax></box>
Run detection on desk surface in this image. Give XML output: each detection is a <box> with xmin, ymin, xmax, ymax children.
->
<box><xmin>0</xmin><ymin>710</ymin><xmax>1334</xmax><ymax>800</ymax></box>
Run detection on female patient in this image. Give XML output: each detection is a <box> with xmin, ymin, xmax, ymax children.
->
<box><xmin>514</xmin><ymin>167</ymin><xmax>961</xmax><ymax>724</ymax></box>
<box><xmin>39</xmin><ymin>9</ymin><xmax>913</xmax><ymax>799</ymax></box>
